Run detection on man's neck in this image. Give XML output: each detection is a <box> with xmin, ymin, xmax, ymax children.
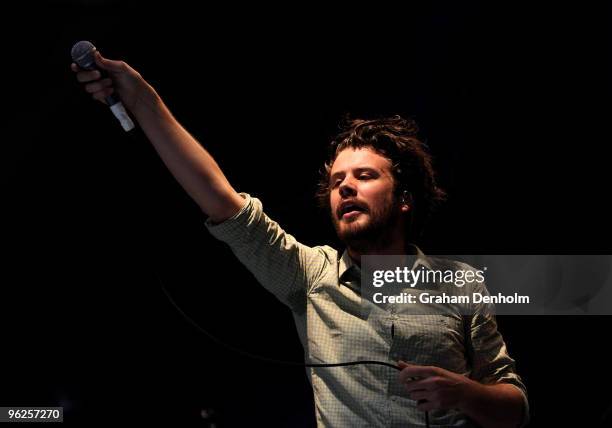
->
<box><xmin>345</xmin><ymin>216</ymin><xmax>411</xmax><ymax>266</ymax></box>
<box><xmin>347</xmin><ymin>240</ymin><xmax>412</xmax><ymax>267</ymax></box>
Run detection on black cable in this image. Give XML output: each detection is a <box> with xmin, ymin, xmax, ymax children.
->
<box><xmin>158</xmin><ymin>274</ymin><xmax>430</xmax><ymax>427</ymax></box>
<box><xmin>160</xmin><ymin>278</ymin><xmax>396</xmax><ymax>369</ymax></box>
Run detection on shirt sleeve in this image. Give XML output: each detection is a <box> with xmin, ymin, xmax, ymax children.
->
<box><xmin>204</xmin><ymin>193</ymin><xmax>332</xmax><ymax>312</ymax></box>
<box><xmin>467</xmin><ymin>281</ymin><xmax>530</xmax><ymax>427</ymax></box>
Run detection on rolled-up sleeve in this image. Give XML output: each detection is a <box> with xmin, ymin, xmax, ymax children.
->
<box><xmin>205</xmin><ymin>193</ymin><xmax>331</xmax><ymax>311</ymax></box>
<box><xmin>468</xmin><ymin>284</ymin><xmax>530</xmax><ymax>427</ymax></box>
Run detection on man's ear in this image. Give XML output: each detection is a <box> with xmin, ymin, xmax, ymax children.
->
<box><xmin>400</xmin><ymin>190</ymin><xmax>413</xmax><ymax>211</ymax></box>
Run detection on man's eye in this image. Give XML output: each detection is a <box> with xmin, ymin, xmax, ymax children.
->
<box><xmin>330</xmin><ymin>179</ymin><xmax>341</xmax><ymax>188</ymax></box>
<box><xmin>359</xmin><ymin>174</ymin><xmax>372</xmax><ymax>180</ymax></box>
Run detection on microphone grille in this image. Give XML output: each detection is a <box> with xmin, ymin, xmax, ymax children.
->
<box><xmin>71</xmin><ymin>40</ymin><xmax>97</xmax><ymax>70</ymax></box>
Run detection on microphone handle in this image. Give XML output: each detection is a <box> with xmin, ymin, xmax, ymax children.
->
<box><xmin>107</xmin><ymin>98</ymin><xmax>135</xmax><ymax>132</ymax></box>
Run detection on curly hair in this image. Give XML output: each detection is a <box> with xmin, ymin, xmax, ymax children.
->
<box><xmin>316</xmin><ymin>115</ymin><xmax>446</xmax><ymax>237</ymax></box>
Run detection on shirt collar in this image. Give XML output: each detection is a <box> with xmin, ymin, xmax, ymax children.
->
<box><xmin>338</xmin><ymin>244</ymin><xmax>433</xmax><ymax>283</ymax></box>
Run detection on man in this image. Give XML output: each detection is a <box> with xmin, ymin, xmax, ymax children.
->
<box><xmin>72</xmin><ymin>51</ymin><xmax>528</xmax><ymax>427</ymax></box>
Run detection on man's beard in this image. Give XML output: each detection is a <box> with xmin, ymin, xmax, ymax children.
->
<box><xmin>332</xmin><ymin>196</ymin><xmax>402</xmax><ymax>252</ymax></box>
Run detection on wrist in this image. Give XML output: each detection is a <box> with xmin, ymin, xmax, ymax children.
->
<box><xmin>457</xmin><ymin>378</ymin><xmax>486</xmax><ymax>414</ymax></box>
<box><xmin>132</xmin><ymin>82</ymin><xmax>163</xmax><ymax>119</ymax></box>
<box><xmin>456</xmin><ymin>382</ymin><xmax>524</xmax><ymax>428</ymax></box>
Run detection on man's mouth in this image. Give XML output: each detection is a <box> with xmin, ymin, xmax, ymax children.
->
<box><xmin>338</xmin><ymin>202</ymin><xmax>367</xmax><ymax>219</ymax></box>
<box><xmin>342</xmin><ymin>210</ymin><xmax>363</xmax><ymax>220</ymax></box>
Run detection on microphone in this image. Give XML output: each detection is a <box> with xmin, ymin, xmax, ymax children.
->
<box><xmin>70</xmin><ymin>41</ymin><xmax>135</xmax><ymax>132</ymax></box>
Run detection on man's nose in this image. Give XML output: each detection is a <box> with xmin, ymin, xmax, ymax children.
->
<box><xmin>339</xmin><ymin>180</ymin><xmax>357</xmax><ymax>198</ymax></box>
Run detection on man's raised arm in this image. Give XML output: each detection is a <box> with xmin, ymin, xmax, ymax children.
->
<box><xmin>71</xmin><ymin>51</ymin><xmax>245</xmax><ymax>223</ymax></box>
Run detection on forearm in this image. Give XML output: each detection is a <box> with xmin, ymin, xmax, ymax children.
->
<box><xmin>460</xmin><ymin>382</ymin><xmax>525</xmax><ymax>428</ymax></box>
<box><xmin>131</xmin><ymin>85</ymin><xmax>244</xmax><ymax>222</ymax></box>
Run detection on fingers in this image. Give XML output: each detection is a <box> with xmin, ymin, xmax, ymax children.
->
<box><xmin>398</xmin><ymin>362</ymin><xmax>466</xmax><ymax>413</ymax></box>
<box><xmin>94</xmin><ymin>51</ymin><xmax>128</xmax><ymax>73</ymax></box>
<box><xmin>71</xmin><ymin>62</ymin><xmax>102</xmax><ymax>83</ymax></box>
<box><xmin>71</xmin><ymin>49</ymin><xmax>129</xmax><ymax>81</ymax></box>
<box><xmin>70</xmin><ymin>50</ymin><xmax>127</xmax><ymax>76</ymax></box>
<box><xmin>91</xmin><ymin>87</ymin><xmax>115</xmax><ymax>104</ymax></box>
<box><xmin>397</xmin><ymin>360</ymin><xmax>410</xmax><ymax>369</ymax></box>
<box><xmin>77</xmin><ymin>70</ymin><xmax>102</xmax><ymax>83</ymax></box>
<box><xmin>403</xmin><ymin>376</ymin><xmax>446</xmax><ymax>392</ymax></box>
<box><xmin>83</xmin><ymin>78</ymin><xmax>113</xmax><ymax>93</ymax></box>
<box><xmin>82</xmin><ymin>78</ymin><xmax>114</xmax><ymax>104</ymax></box>
<box><xmin>398</xmin><ymin>363</ymin><xmax>440</xmax><ymax>384</ymax></box>
<box><xmin>407</xmin><ymin>388</ymin><xmax>437</xmax><ymax>412</ymax></box>
<box><xmin>409</xmin><ymin>390</ymin><xmax>429</xmax><ymax>401</ymax></box>
<box><xmin>416</xmin><ymin>399</ymin><xmax>436</xmax><ymax>412</ymax></box>
<box><xmin>70</xmin><ymin>56</ymin><xmax>120</xmax><ymax>105</ymax></box>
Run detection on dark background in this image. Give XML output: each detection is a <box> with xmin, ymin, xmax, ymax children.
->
<box><xmin>2</xmin><ymin>1</ymin><xmax>611</xmax><ymax>426</ymax></box>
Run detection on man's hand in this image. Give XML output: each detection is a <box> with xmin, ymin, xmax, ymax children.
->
<box><xmin>397</xmin><ymin>361</ymin><xmax>525</xmax><ymax>428</ymax></box>
<box><xmin>398</xmin><ymin>360</ymin><xmax>478</xmax><ymax>412</ymax></box>
<box><xmin>71</xmin><ymin>51</ymin><xmax>156</xmax><ymax>114</ymax></box>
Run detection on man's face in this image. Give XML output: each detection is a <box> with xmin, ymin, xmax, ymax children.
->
<box><xmin>329</xmin><ymin>147</ymin><xmax>404</xmax><ymax>247</ymax></box>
